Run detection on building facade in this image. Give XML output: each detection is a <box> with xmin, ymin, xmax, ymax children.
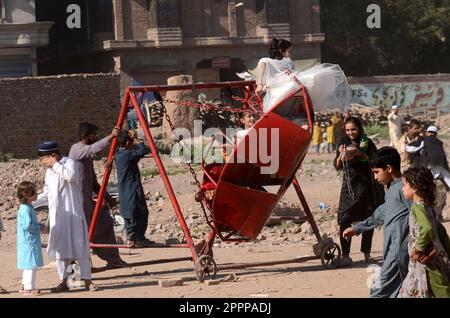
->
<box><xmin>0</xmin><ymin>0</ymin><xmax>52</xmax><ymax>77</ymax></box>
<box><xmin>36</xmin><ymin>0</ymin><xmax>323</xmax><ymax>93</ymax></box>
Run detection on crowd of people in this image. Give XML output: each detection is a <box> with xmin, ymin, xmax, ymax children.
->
<box><xmin>0</xmin><ymin>37</ymin><xmax>449</xmax><ymax>298</ymax></box>
<box><xmin>0</xmin><ymin>123</ymin><xmax>153</xmax><ymax>295</ymax></box>
<box><xmin>334</xmin><ymin>110</ymin><xmax>450</xmax><ymax>297</ymax></box>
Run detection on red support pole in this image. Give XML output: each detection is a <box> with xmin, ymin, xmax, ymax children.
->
<box><xmin>129</xmin><ymin>93</ymin><xmax>198</xmax><ymax>262</ymax></box>
<box><xmin>292</xmin><ymin>177</ymin><xmax>322</xmax><ymax>242</ymax></box>
<box><xmin>89</xmin><ymin>92</ymin><xmax>130</xmax><ymax>242</ymax></box>
<box><xmin>128</xmin><ymin>80</ymin><xmax>256</xmax><ymax>93</ymax></box>
<box><xmin>301</xmin><ymin>86</ymin><xmax>314</xmax><ymax>134</ymax></box>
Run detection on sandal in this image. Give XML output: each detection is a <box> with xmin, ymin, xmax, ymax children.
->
<box><xmin>50</xmin><ymin>282</ymin><xmax>69</xmax><ymax>293</ymax></box>
<box><xmin>126</xmin><ymin>240</ymin><xmax>137</xmax><ymax>248</ymax></box>
<box><xmin>84</xmin><ymin>281</ymin><xmax>101</xmax><ymax>292</ymax></box>
<box><xmin>22</xmin><ymin>289</ymin><xmax>41</xmax><ymax>296</ymax></box>
<box><xmin>0</xmin><ymin>286</ymin><xmax>8</xmax><ymax>294</ymax></box>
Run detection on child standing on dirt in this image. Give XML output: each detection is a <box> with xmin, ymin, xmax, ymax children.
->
<box><xmin>116</xmin><ymin>130</ymin><xmax>154</xmax><ymax>248</ymax></box>
<box><xmin>312</xmin><ymin>121</ymin><xmax>323</xmax><ymax>154</ymax></box>
<box><xmin>343</xmin><ymin>147</ymin><xmax>410</xmax><ymax>297</ymax></box>
<box><xmin>334</xmin><ymin>117</ymin><xmax>385</xmax><ymax>267</ymax></box>
<box><xmin>326</xmin><ymin>120</ymin><xmax>334</xmax><ymax>153</ymax></box>
<box><xmin>398</xmin><ymin>166</ymin><xmax>450</xmax><ymax>298</ymax></box>
<box><xmin>320</xmin><ymin>125</ymin><xmax>328</xmax><ymax>154</ymax></box>
<box><xmin>16</xmin><ymin>181</ymin><xmax>44</xmax><ymax>296</ymax></box>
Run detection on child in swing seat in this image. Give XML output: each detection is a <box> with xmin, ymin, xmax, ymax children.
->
<box><xmin>235</xmin><ymin>109</ymin><xmax>257</xmax><ymax>145</ymax></box>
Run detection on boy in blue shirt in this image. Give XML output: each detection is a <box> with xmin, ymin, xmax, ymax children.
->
<box><xmin>344</xmin><ymin>147</ymin><xmax>450</xmax><ymax>297</ymax></box>
<box><xmin>116</xmin><ymin>130</ymin><xmax>153</xmax><ymax>247</ymax></box>
<box><xmin>343</xmin><ymin>147</ymin><xmax>410</xmax><ymax>297</ymax></box>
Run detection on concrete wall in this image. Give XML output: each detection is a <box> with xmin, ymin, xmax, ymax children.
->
<box><xmin>4</xmin><ymin>0</ymin><xmax>35</xmax><ymax>23</ymax></box>
<box><xmin>0</xmin><ymin>73</ymin><xmax>121</xmax><ymax>158</ymax></box>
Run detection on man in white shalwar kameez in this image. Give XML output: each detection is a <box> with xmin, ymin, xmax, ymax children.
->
<box><xmin>33</xmin><ymin>141</ymin><xmax>98</xmax><ymax>292</ymax></box>
<box><xmin>388</xmin><ymin>105</ymin><xmax>403</xmax><ymax>148</ymax></box>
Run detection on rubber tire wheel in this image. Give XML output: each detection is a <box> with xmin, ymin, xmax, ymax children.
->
<box><xmin>321</xmin><ymin>242</ymin><xmax>341</xmax><ymax>269</ymax></box>
<box><xmin>194</xmin><ymin>255</ymin><xmax>218</xmax><ymax>283</ymax></box>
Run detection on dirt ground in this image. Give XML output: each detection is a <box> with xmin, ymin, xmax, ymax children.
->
<box><xmin>1</xmin><ymin>144</ymin><xmax>450</xmax><ymax>298</ymax></box>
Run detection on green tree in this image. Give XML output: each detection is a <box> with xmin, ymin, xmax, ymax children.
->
<box><xmin>320</xmin><ymin>0</ymin><xmax>450</xmax><ymax>76</ymax></box>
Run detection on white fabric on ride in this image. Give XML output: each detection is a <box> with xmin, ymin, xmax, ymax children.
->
<box><xmin>260</xmin><ymin>62</ymin><xmax>351</xmax><ymax>113</ymax></box>
<box><xmin>257</xmin><ymin>57</ymin><xmax>297</xmax><ymax>113</ymax></box>
<box><xmin>295</xmin><ymin>64</ymin><xmax>351</xmax><ymax>112</ymax></box>
<box><xmin>257</xmin><ymin>57</ymin><xmax>295</xmax><ymax>87</ymax></box>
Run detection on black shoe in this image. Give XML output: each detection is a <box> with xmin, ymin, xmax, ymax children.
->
<box><xmin>106</xmin><ymin>259</ymin><xmax>129</xmax><ymax>269</ymax></box>
<box><xmin>137</xmin><ymin>238</ymin><xmax>156</xmax><ymax>247</ymax></box>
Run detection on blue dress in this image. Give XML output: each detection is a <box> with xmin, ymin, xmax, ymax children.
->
<box><xmin>17</xmin><ymin>204</ymin><xmax>44</xmax><ymax>270</ymax></box>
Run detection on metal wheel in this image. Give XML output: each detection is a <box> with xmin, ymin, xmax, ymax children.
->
<box><xmin>321</xmin><ymin>242</ymin><xmax>341</xmax><ymax>269</ymax></box>
<box><xmin>113</xmin><ymin>213</ymin><xmax>125</xmax><ymax>235</ymax></box>
<box><xmin>109</xmin><ymin>205</ymin><xmax>125</xmax><ymax>235</ymax></box>
<box><xmin>194</xmin><ymin>255</ymin><xmax>218</xmax><ymax>283</ymax></box>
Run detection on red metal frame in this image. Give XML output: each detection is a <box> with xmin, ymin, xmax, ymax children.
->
<box><xmin>89</xmin><ymin>80</ymin><xmax>326</xmax><ymax>278</ymax></box>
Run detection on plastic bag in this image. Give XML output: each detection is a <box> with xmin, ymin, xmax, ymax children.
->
<box><xmin>295</xmin><ymin>63</ymin><xmax>351</xmax><ymax>112</ymax></box>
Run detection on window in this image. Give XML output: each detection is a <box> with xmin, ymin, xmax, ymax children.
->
<box><xmin>91</xmin><ymin>0</ymin><xmax>113</xmax><ymax>33</ymax></box>
<box><xmin>0</xmin><ymin>54</ymin><xmax>33</xmax><ymax>78</ymax></box>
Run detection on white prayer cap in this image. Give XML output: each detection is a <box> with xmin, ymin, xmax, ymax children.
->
<box><xmin>391</xmin><ymin>105</ymin><xmax>399</xmax><ymax>110</ymax></box>
<box><xmin>427</xmin><ymin>125</ymin><xmax>439</xmax><ymax>133</ymax></box>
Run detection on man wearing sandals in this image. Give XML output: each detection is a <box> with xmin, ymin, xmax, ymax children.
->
<box><xmin>33</xmin><ymin>141</ymin><xmax>98</xmax><ymax>293</ymax></box>
<box><xmin>69</xmin><ymin>123</ymin><xmax>128</xmax><ymax>269</ymax></box>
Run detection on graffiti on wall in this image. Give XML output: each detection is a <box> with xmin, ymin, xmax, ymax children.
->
<box><xmin>350</xmin><ymin>81</ymin><xmax>450</xmax><ymax>112</ymax></box>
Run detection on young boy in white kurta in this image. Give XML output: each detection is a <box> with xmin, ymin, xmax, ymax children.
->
<box><xmin>33</xmin><ymin>141</ymin><xmax>98</xmax><ymax>293</ymax></box>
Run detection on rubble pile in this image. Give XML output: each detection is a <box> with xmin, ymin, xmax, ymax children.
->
<box><xmin>0</xmin><ymin>160</ymin><xmax>45</xmax><ymax>220</ymax></box>
<box><xmin>0</xmin><ymin>157</ymin><xmax>343</xmax><ymax>247</ymax></box>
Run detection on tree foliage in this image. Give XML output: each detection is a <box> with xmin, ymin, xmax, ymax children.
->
<box><xmin>320</xmin><ymin>0</ymin><xmax>450</xmax><ymax>76</ymax></box>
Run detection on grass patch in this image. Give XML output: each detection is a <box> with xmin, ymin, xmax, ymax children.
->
<box><xmin>141</xmin><ymin>168</ymin><xmax>160</xmax><ymax>177</ymax></box>
<box><xmin>0</xmin><ymin>149</ymin><xmax>13</xmax><ymax>162</ymax></box>
<box><xmin>141</xmin><ymin>166</ymin><xmax>190</xmax><ymax>177</ymax></box>
<box><xmin>365</xmin><ymin>124</ymin><xmax>389</xmax><ymax>140</ymax></box>
<box><xmin>318</xmin><ymin>215</ymin><xmax>335</xmax><ymax>222</ymax></box>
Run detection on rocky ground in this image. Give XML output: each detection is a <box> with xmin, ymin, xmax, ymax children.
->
<box><xmin>1</xmin><ymin>135</ymin><xmax>450</xmax><ymax>298</ymax></box>
<box><xmin>0</xmin><ymin>151</ymin><xmax>345</xmax><ymax>251</ymax></box>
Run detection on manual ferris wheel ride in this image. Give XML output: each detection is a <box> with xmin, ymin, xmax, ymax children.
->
<box><xmin>89</xmin><ymin>71</ymin><xmax>344</xmax><ymax>282</ymax></box>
